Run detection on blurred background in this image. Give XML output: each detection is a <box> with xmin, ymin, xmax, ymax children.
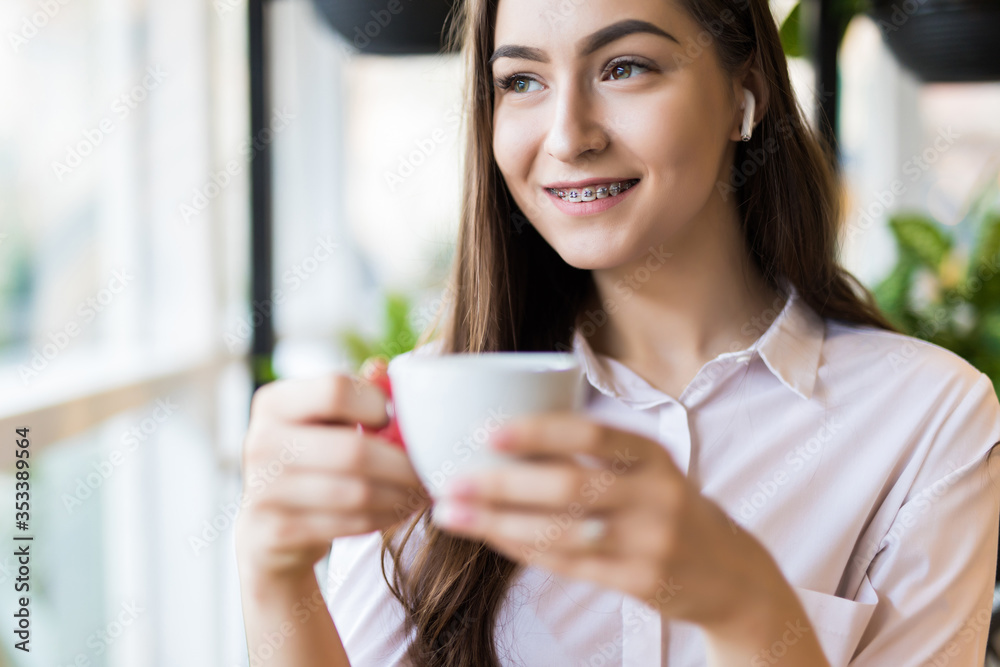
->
<box><xmin>0</xmin><ymin>0</ymin><xmax>998</xmax><ymax>665</ymax></box>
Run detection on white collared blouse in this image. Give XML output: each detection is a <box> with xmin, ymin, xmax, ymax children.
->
<box><xmin>322</xmin><ymin>282</ymin><xmax>1000</xmax><ymax>666</ymax></box>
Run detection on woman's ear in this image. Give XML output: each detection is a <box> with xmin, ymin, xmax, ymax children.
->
<box><xmin>730</xmin><ymin>66</ymin><xmax>769</xmax><ymax>142</ymax></box>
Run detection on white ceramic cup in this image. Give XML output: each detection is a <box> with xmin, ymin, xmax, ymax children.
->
<box><xmin>387</xmin><ymin>351</ymin><xmax>588</xmax><ymax>499</ymax></box>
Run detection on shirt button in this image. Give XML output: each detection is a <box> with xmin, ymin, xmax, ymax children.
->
<box><xmin>734</xmin><ymin>352</ymin><xmax>752</xmax><ymax>363</ymax></box>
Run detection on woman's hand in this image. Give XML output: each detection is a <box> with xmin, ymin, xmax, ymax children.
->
<box><xmin>234</xmin><ymin>370</ymin><xmax>430</xmax><ymax>583</ymax></box>
<box><xmin>429</xmin><ymin>411</ymin><xmax>830</xmax><ymax>665</ymax></box>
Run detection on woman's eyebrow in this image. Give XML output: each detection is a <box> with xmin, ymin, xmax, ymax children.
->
<box><xmin>488</xmin><ymin>19</ymin><xmax>680</xmax><ymax>67</ymax></box>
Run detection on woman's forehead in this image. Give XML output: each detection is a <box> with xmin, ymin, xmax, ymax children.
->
<box><xmin>492</xmin><ymin>0</ymin><xmax>695</xmax><ymax>51</ymax></box>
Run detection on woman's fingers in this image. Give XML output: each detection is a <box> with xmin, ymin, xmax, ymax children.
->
<box><xmin>256</xmin><ymin>470</ymin><xmax>424</xmax><ymax>515</ymax></box>
<box><xmin>435</xmin><ymin>501</ymin><xmax>674</xmax><ymax>558</ymax></box>
<box><xmin>440</xmin><ymin>458</ymin><xmax>636</xmax><ymax>513</ymax></box>
<box><xmin>245</xmin><ymin>420</ymin><xmax>424</xmax><ymax>489</ymax></box>
<box><xmin>250</xmin><ymin>373</ymin><xmax>390</xmax><ymax>428</ymax></box>
<box><xmin>237</xmin><ymin>370</ymin><xmax>431</xmax><ymax>577</ymax></box>
<box><xmin>250</xmin><ymin>507</ymin><xmax>408</xmax><ymax>554</ymax></box>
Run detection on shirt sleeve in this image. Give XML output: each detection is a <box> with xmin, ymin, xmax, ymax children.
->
<box><xmin>848</xmin><ymin>371</ymin><xmax>1000</xmax><ymax>666</ymax></box>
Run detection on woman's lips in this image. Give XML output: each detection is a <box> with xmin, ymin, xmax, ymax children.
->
<box><xmin>544</xmin><ymin>179</ymin><xmax>640</xmax><ymax>216</ymax></box>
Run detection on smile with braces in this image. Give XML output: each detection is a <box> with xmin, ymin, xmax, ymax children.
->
<box><xmin>547</xmin><ymin>179</ymin><xmax>640</xmax><ymax>203</ymax></box>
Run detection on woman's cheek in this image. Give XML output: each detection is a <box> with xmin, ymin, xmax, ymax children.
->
<box><xmin>492</xmin><ymin>111</ymin><xmax>527</xmax><ymax>168</ymax></box>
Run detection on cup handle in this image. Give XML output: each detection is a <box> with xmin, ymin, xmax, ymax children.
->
<box><xmin>356</xmin><ymin>357</ymin><xmax>407</xmax><ymax>452</ymax></box>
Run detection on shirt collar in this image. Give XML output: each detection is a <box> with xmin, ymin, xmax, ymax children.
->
<box><xmin>570</xmin><ymin>279</ymin><xmax>826</xmax><ymax>405</ymax></box>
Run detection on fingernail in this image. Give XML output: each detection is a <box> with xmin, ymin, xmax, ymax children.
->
<box><xmin>432</xmin><ymin>500</ymin><xmax>474</xmax><ymax>527</ymax></box>
<box><xmin>441</xmin><ymin>477</ymin><xmax>477</xmax><ymax>498</ymax></box>
<box><xmin>489</xmin><ymin>428</ymin><xmax>512</xmax><ymax>450</ymax></box>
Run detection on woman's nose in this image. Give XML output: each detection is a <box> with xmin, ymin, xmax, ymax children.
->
<box><xmin>542</xmin><ymin>83</ymin><xmax>610</xmax><ymax>163</ymax></box>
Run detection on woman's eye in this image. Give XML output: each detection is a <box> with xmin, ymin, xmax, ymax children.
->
<box><xmin>498</xmin><ymin>60</ymin><xmax>650</xmax><ymax>94</ymax></box>
<box><xmin>511</xmin><ymin>77</ymin><xmax>542</xmax><ymax>94</ymax></box>
<box><xmin>607</xmin><ymin>61</ymin><xmax>649</xmax><ymax>81</ymax></box>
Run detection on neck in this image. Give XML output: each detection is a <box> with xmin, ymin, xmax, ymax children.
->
<box><xmin>580</xmin><ymin>194</ymin><xmax>786</xmax><ymax>373</ymax></box>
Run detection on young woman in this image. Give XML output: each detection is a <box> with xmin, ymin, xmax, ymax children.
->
<box><xmin>235</xmin><ymin>0</ymin><xmax>1000</xmax><ymax>665</ymax></box>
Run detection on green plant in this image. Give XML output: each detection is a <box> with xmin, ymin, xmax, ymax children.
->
<box><xmin>872</xmin><ymin>172</ymin><xmax>1000</xmax><ymax>395</ymax></box>
<box><xmin>779</xmin><ymin>0</ymin><xmax>868</xmax><ymax>58</ymax></box>
<box><xmin>338</xmin><ymin>290</ymin><xmax>420</xmax><ymax>371</ymax></box>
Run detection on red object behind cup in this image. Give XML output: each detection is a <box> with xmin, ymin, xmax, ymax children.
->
<box><xmin>356</xmin><ymin>357</ymin><xmax>407</xmax><ymax>452</ymax></box>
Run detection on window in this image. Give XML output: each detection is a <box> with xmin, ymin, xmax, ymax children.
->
<box><xmin>0</xmin><ymin>0</ymin><xmax>250</xmax><ymax>664</ymax></box>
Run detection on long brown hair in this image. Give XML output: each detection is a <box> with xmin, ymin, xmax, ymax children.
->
<box><xmin>378</xmin><ymin>0</ymin><xmax>899</xmax><ymax>664</ymax></box>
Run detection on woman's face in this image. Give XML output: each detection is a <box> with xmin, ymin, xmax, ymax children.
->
<box><xmin>491</xmin><ymin>0</ymin><xmax>743</xmax><ymax>270</ymax></box>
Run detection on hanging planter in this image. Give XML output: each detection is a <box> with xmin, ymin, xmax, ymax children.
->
<box><xmin>867</xmin><ymin>0</ymin><xmax>1000</xmax><ymax>82</ymax></box>
<box><xmin>311</xmin><ymin>0</ymin><xmax>459</xmax><ymax>55</ymax></box>
<box><xmin>779</xmin><ymin>0</ymin><xmax>1000</xmax><ymax>82</ymax></box>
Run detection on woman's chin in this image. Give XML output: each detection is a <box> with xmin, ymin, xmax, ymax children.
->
<box><xmin>529</xmin><ymin>219</ymin><xmax>638</xmax><ymax>270</ymax></box>
<box><xmin>550</xmin><ymin>243</ymin><xmax>630</xmax><ymax>271</ymax></box>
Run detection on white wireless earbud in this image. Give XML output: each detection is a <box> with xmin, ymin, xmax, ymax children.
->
<box><xmin>741</xmin><ymin>88</ymin><xmax>756</xmax><ymax>142</ymax></box>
